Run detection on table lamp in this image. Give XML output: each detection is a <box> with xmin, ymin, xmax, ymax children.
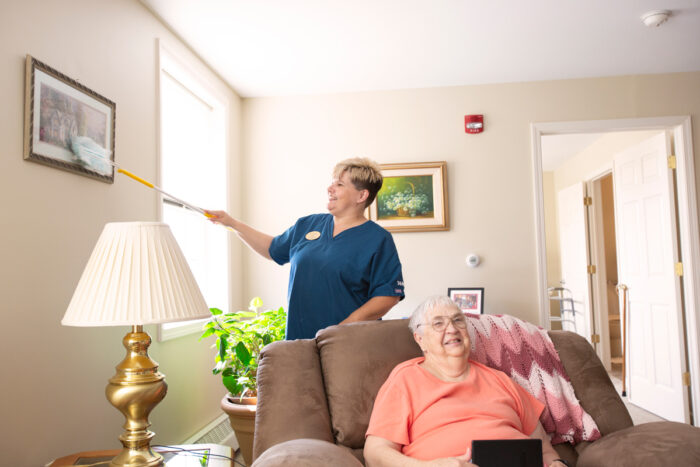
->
<box><xmin>62</xmin><ymin>222</ymin><xmax>210</xmax><ymax>467</ymax></box>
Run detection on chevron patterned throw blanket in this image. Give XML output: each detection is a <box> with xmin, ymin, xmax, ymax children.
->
<box><xmin>465</xmin><ymin>313</ymin><xmax>601</xmax><ymax>444</ymax></box>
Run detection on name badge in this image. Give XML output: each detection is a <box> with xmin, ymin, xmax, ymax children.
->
<box><xmin>305</xmin><ymin>231</ymin><xmax>321</xmax><ymax>240</ymax></box>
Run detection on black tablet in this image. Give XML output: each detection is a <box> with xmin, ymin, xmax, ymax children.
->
<box><xmin>471</xmin><ymin>439</ymin><xmax>543</xmax><ymax>467</ymax></box>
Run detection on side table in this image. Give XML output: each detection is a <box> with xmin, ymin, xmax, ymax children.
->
<box><xmin>48</xmin><ymin>443</ymin><xmax>234</xmax><ymax>466</ymax></box>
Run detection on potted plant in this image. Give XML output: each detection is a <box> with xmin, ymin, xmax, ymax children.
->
<box><xmin>200</xmin><ymin>297</ymin><xmax>286</xmax><ymax>465</ymax></box>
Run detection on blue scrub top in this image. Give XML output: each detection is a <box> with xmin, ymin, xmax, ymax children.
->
<box><xmin>269</xmin><ymin>213</ymin><xmax>405</xmax><ymax>340</ymax></box>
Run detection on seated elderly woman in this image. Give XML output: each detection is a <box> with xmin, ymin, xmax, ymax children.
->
<box><xmin>364</xmin><ymin>296</ymin><xmax>567</xmax><ymax>467</ymax></box>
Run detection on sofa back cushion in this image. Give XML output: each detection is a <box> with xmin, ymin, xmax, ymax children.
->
<box><xmin>254</xmin><ymin>339</ymin><xmax>336</xmax><ymax>460</ymax></box>
<box><xmin>316</xmin><ymin>319</ymin><xmax>421</xmax><ymax>449</ymax></box>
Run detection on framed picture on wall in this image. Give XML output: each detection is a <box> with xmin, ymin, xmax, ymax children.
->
<box><xmin>448</xmin><ymin>287</ymin><xmax>484</xmax><ymax>314</ymax></box>
<box><xmin>369</xmin><ymin>161</ymin><xmax>448</xmax><ymax>232</ymax></box>
<box><xmin>23</xmin><ymin>55</ymin><xmax>116</xmax><ymax>183</ymax></box>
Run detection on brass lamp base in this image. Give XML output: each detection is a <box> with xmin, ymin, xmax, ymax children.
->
<box><xmin>106</xmin><ymin>326</ymin><xmax>167</xmax><ymax>467</ymax></box>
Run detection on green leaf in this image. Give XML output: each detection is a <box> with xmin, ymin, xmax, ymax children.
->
<box><xmin>199</xmin><ymin>328</ymin><xmax>216</xmax><ymax>340</ymax></box>
<box><xmin>236</xmin><ymin>311</ymin><xmax>257</xmax><ymax>319</ymax></box>
<box><xmin>210</xmin><ymin>307</ymin><xmax>223</xmax><ymax>315</ymax></box>
<box><xmin>234</xmin><ymin>341</ymin><xmax>252</xmax><ymax>366</ymax></box>
<box><xmin>223</xmin><ymin>373</ymin><xmax>242</xmax><ymax>395</ymax></box>
<box><xmin>218</xmin><ymin>337</ymin><xmax>228</xmax><ymax>360</ymax></box>
<box><xmin>213</xmin><ymin>360</ymin><xmax>226</xmax><ymax>374</ymax></box>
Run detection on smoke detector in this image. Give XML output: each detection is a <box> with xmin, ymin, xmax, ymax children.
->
<box><xmin>641</xmin><ymin>10</ymin><xmax>671</xmax><ymax>27</ymax></box>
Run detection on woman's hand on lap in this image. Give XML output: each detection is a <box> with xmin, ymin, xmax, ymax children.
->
<box><xmin>429</xmin><ymin>448</ymin><xmax>477</xmax><ymax>467</ymax></box>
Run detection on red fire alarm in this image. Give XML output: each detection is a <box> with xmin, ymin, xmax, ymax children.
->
<box><xmin>465</xmin><ymin>114</ymin><xmax>484</xmax><ymax>133</ymax></box>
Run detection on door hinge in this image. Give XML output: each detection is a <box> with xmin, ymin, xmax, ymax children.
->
<box><xmin>675</xmin><ymin>262</ymin><xmax>684</xmax><ymax>277</ymax></box>
<box><xmin>682</xmin><ymin>371</ymin><xmax>691</xmax><ymax>387</ymax></box>
<box><xmin>583</xmin><ymin>196</ymin><xmax>593</xmax><ymax>206</ymax></box>
<box><xmin>668</xmin><ymin>155</ymin><xmax>677</xmax><ymax>169</ymax></box>
<box><xmin>587</xmin><ymin>264</ymin><xmax>597</xmax><ymax>274</ymax></box>
<box><xmin>591</xmin><ymin>334</ymin><xmax>601</xmax><ymax>344</ymax></box>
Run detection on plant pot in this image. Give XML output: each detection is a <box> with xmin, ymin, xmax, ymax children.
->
<box><xmin>221</xmin><ymin>393</ymin><xmax>257</xmax><ymax>466</ymax></box>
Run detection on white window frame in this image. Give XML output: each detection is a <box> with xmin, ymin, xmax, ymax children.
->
<box><xmin>156</xmin><ymin>41</ymin><xmax>230</xmax><ymax>341</ymax></box>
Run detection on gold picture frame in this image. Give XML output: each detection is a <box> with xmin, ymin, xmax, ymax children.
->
<box><xmin>23</xmin><ymin>55</ymin><xmax>116</xmax><ymax>183</ymax></box>
<box><xmin>369</xmin><ymin>161</ymin><xmax>449</xmax><ymax>232</ymax></box>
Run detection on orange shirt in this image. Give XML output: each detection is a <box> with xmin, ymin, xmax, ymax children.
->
<box><xmin>366</xmin><ymin>357</ymin><xmax>544</xmax><ymax>461</ymax></box>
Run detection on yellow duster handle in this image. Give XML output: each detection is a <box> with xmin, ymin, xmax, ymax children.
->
<box><xmin>79</xmin><ymin>148</ymin><xmax>220</xmax><ymax>221</ymax></box>
<box><xmin>117</xmin><ymin>168</ymin><xmax>227</xmax><ymax>227</ymax></box>
<box><xmin>118</xmin><ymin>169</ymin><xmax>154</xmax><ymax>188</ymax></box>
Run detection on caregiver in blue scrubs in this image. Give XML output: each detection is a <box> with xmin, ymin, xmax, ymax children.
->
<box><xmin>206</xmin><ymin>158</ymin><xmax>405</xmax><ymax>340</ymax></box>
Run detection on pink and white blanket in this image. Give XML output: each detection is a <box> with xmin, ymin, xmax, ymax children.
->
<box><xmin>465</xmin><ymin>313</ymin><xmax>601</xmax><ymax>444</ymax></box>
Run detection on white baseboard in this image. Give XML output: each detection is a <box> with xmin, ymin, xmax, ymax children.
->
<box><xmin>184</xmin><ymin>413</ymin><xmax>239</xmax><ymax>451</ymax></box>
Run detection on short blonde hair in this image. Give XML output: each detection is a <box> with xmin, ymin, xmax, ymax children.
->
<box><xmin>333</xmin><ymin>157</ymin><xmax>383</xmax><ymax>207</ymax></box>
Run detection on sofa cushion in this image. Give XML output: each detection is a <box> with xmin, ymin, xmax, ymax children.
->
<box><xmin>577</xmin><ymin>421</ymin><xmax>700</xmax><ymax>467</ymax></box>
<box><xmin>552</xmin><ymin>442</ymin><xmax>578</xmax><ymax>466</ymax></box>
<box><xmin>252</xmin><ymin>439</ymin><xmax>363</xmax><ymax>467</ymax></box>
<box><xmin>316</xmin><ymin>319</ymin><xmax>422</xmax><ymax>449</ymax></box>
<box><xmin>548</xmin><ymin>331</ymin><xmax>633</xmax><ymax>436</ymax></box>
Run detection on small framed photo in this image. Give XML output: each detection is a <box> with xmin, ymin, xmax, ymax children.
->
<box><xmin>369</xmin><ymin>161</ymin><xmax>448</xmax><ymax>232</ymax></box>
<box><xmin>448</xmin><ymin>287</ymin><xmax>484</xmax><ymax>314</ymax></box>
<box><xmin>23</xmin><ymin>55</ymin><xmax>116</xmax><ymax>183</ymax></box>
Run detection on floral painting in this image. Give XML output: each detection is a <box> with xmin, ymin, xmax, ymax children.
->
<box><xmin>369</xmin><ymin>162</ymin><xmax>448</xmax><ymax>232</ymax></box>
<box><xmin>377</xmin><ymin>175</ymin><xmax>434</xmax><ymax>220</ymax></box>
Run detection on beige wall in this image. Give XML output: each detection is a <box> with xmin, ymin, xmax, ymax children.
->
<box><xmin>241</xmin><ymin>73</ymin><xmax>700</xmax><ymax>325</ymax></box>
<box><xmin>0</xmin><ymin>1</ymin><xmax>242</xmax><ymax>465</ymax></box>
<box><xmin>542</xmin><ymin>171</ymin><xmax>561</xmax><ymax>287</ymax></box>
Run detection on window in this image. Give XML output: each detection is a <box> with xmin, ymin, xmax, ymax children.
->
<box><xmin>157</xmin><ymin>44</ymin><xmax>229</xmax><ymax>340</ymax></box>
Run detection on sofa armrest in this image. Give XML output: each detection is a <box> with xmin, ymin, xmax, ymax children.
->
<box><xmin>576</xmin><ymin>421</ymin><xmax>700</xmax><ymax>466</ymax></box>
<box><xmin>253</xmin><ymin>339</ymin><xmax>334</xmax><ymax>461</ymax></box>
<box><xmin>548</xmin><ymin>330</ymin><xmax>633</xmax><ymax>435</ymax></box>
<box><xmin>252</xmin><ymin>439</ymin><xmax>363</xmax><ymax>467</ymax></box>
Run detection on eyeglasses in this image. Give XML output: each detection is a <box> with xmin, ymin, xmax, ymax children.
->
<box><xmin>417</xmin><ymin>315</ymin><xmax>468</xmax><ymax>332</ymax></box>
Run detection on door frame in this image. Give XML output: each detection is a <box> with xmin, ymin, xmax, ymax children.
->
<box><xmin>531</xmin><ymin>116</ymin><xmax>700</xmax><ymax>426</ymax></box>
<box><xmin>588</xmin><ymin>171</ymin><xmax>614</xmax><ymax>370</ymax></box>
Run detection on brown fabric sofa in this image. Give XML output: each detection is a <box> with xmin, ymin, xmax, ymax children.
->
<box><xmin>252</xmin><ymin>318</ymin><xmax>700</xmax><ymax>466</ymax></box>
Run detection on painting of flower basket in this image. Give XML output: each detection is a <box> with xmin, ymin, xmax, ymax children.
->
<box><xmin>369</xmin><ymin>161</ymin><xmax>448</xmax><ymax>232</ymax></box>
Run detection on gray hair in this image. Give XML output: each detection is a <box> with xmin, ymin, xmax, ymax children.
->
<box><xmin>409</xmin><ymin>295</ymin><xmax>461</xmax><ymax>334</ymax></box>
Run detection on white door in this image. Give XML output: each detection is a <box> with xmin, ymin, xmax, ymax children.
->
<box><xmin>613</xmin><ymin>132</ymin><xmax>688</xmax><ymax>422</ymax></box>
<box><xmin>557</xmin><ymin>182</ymin><xmax>592</xmax><ymax>341</ymax></box>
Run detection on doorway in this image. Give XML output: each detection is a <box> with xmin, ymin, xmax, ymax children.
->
<box><xmin>531</xmin><ymin>116</ymin><xmax>700</xmax><ymax>427</ymax></box>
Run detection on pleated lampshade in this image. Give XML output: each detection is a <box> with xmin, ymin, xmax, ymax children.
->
<box><xmin>62</xmin><ymin>222</ymin><xmax>209</xmax><ymax>326</ymax></box>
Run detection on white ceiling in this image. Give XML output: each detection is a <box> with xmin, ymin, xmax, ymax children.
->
<box><xmin>141</xmin><ymin>0</ymin><xmax>700</xmax><ymax>98</ymax></box>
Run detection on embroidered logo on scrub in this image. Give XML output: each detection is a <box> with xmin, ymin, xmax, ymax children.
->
<box><xmin>305</xmin><ymin>231</ymin><xmax>321</xmax><ymax>240</ymax></box>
